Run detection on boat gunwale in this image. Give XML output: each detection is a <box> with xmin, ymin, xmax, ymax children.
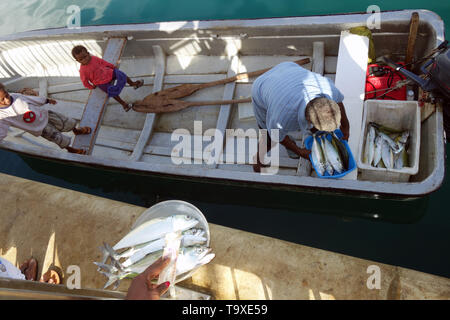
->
<box><xmin>0</xmin><ymin>9</ymin><xmax>444</xmax><ymax>43</ymax></box>
<box><xmin>0</xmin><ymin>9</ymin><xmax>446</xmax><ymax>198</ymax></box>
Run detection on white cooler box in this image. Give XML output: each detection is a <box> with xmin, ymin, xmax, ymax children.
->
<box><xmin>357</xmin><ymin>100</ymin><xmax>421</xmax><ymax>182</ymax></box>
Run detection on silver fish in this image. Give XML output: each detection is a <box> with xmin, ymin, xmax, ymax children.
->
<box><xmin>122</xmin><ymin>234</ymin><xmax>207</xmax><ymax>268</ymax></box>
<box><xmin>395</xmin><ymin>131</ymin><xmax>410</xmax><ymax>154</ymax></box>
<box><xmin>103</xmin><ymin>228</ymin><xmax>206</xmax><ymax>263</ymax></box>
<box><xmin>373</xmin><ymin>135</ymin><xmax>383</xmax><ymax>167</ymax></box>
<box><xmin>101</xmin><ymin>241</ymin><xmax>151</xmax><ymax>262</ymax></box>
<box><xmin>176</xmin><ymin>246</ymin><xmax>215</xmax><ymax>277</ymax></box>
<box><xmin>311</xmin><ymin>134</ymin><xmax>326</xmax><ymax>176</ymax></box>
<box><xmin>99</xmin><ymin>270</ymin><xmax>139</xmax><ymax>290</ymax></box>
<box><xmin>378</xmin><ymin>131</ymin><xmax>401</xmax><ymax>153</ymax></box>
<box><xmin>94</xmin><ymin>262</ymin><xmax>119</xmax><ymax>274</ymax></box>
<box><xmin>98</xmin><ymin>246</ymin><xmax>110</xmax><ymax>272</ymax></box>
<box><xmin>398</xmin><ymin>131</ymin><xmax>410</xmax><ymax>145</ymax></box>
<box><xmin>99</xmin><ymin>249</ymin><xmax>169</xmax><ymax>289</ymax></box>
<box><xmin>182</xmin><ymin>234</ymin><xmax>207</xmax><ymax>247</ymax></box>
<box><xmin>322</xmin><ymin>135</ymin><xmax>343</xmax><ymax>174</ymax></box>
<box><xmin>125</xmin><ymin>246</ymin><xmax>214</xmax><ymax>279</ymax></box>
<box><xmin>319</xmin><ymin>136</ymin><xmax>334</xmax><ymax>176</ymax></box>
<box><xmin>369</xmin><ymin>122</ymin><xmax>402</xmax><ymax>134</ymax></box>
<box><xmin>100</xmin><ymin>246</ymin><xmax>215</xmax><ymax>289</ymax></box>
<box><xmin>364</xmin><ymin>125</ymin><xmax>376</xmax><ymax>165</ymax></box>
<box><xmin>182</xmin><ymin>228</ymin><xmax>205</xmax><ymax>237</ymax></box>
<box><xmin>381</xmin><ymin>139</ymin><xmax>394</xmax><ymax>169</ymax></box>
<box><xmin>332</xmin><ymin>132</ymin><xmax>349</xmax><ymax>171</ymax></box>
<box><xmin>394</xmin><ymin>152</ymin><xmax>403</xmax><ymax>169</ymax></box>
<box><xmin>113</xmin><ymin>215</ymin><xmax>199</xmax><ymax>250</ymax></box>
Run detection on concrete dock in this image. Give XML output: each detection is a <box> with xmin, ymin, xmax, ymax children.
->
<box><xmin>0</xmin><ymin>172</ymin><xmax>449</xmax><ymax>300</ymax></box>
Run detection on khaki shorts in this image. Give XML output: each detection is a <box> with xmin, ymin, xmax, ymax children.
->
<box><xmin>41</xmin><ymin>111</ymin><xmax>77</xmax><ymax>149</ymax></box>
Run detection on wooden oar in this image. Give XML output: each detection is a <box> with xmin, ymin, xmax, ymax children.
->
<box><xmin>133</xmin><ymin>58</ymin><xmax>310</xmax><ymax>113</ymax></box>
<box><xmin>132</xmin><ymin>97</ymin><xmax>252</xmax><ymax>114</ymax></box>
<box><xmin>405</xmin><ymin>12</ymin><xmax>420</xmax><ymax>70</ymax></box>
<box><xmin>143</xmin><ymin>57</ymin><xmax>310</xmax><ymax>101</ymax></box>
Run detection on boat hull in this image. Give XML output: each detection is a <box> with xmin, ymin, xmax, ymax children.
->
<box><xmin>0</xmin><ymin>9</ymin><xmax>446</xmax><ymax>201</ymax></box>
<box><xmin>3</xmin><ymin>148</ymin><xmax>429</xmax><ymax>224</ymax></box>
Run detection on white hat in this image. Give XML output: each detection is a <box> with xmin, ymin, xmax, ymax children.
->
<box><xmin>306</xmin><ymin>97</ymin><xmax>341</xmax><ymax>132</ymax></box>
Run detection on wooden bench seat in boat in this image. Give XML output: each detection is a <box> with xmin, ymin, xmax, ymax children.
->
<box><xmin>72</xmin><ymin>37</ymin><xmax>127</xmax><ymax>154</ymax></box>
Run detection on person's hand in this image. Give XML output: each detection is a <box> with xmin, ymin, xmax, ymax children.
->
<box><xmin>252</xmin><ymin>153</ymin><xmax>271</xmax><ymax>173</ymax></box>
<box><xmin>297</xmin><ymin>147</ymin><xmax>311</xmax><ymax>160</ymax></box>
<box><xmin>47</xmin><ymin>99</ymin><xmax>57</xmax><ymax>105</ymax></box>
<box><xmin>125</xmin><ymin>256</ymin><xmax>171</xmax><ymax>300</ymax></box>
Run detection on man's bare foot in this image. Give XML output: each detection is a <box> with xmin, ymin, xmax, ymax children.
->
<box><xmin>252</xmin><ymin>155</ymin><xmax>270</xmax><ymax>173</ymax></box>
<box><xmin>66</xmin><ymin>146</ymin><xmax>87</xmax><ymax>155</ymax></box>
<box><xmin>40</xmin><ymin>269</ymin><xmax>61</xmax><ymax>285</ymax></box>
<box><xmin>19</xmin><ymin>258</ymin><xmax>38</xmax><ymax>281</ymax></box>
<box><xmin>72</xmin><ymin>126</ymin><xmax>92</xmax><ymax>135</ymax></box>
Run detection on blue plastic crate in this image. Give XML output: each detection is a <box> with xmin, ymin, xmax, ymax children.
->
<box><xmin>304</xmin><ymin>129</ymin><xmax>356</xmax><ymax>179</ymax></box>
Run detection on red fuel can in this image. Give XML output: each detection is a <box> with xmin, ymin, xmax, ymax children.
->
<box><xmin>365</xmin><ymin>63</ymin><xmax>407</xmax><ymax>100</ymax></box>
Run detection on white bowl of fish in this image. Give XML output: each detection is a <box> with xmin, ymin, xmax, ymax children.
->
<box><xmin>95</xmin><ymin>200</ymin><xmax>215</xmax><ymax>290</ymax></box>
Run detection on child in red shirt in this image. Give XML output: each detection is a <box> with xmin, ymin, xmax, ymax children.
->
<box><xmin>72</xmin><ymin>45</ymin><xmax>143</xmax><ymax>112</ymax></box>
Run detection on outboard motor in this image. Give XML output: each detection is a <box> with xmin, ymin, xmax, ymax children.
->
<box><xmin>428</xmin><ymin>46</ymin><xmax>450</xmax><ymax>100</ymax></box>
<box><xmin>378</xmin><ymin>41</ymin><xmax>450</xmax><ymax>137</ymax></box>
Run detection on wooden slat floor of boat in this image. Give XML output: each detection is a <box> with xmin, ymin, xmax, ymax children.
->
<box><xmin>95</xmin><ymin>130</ymin><xmax>300</xmax><ymax>168</ymax></box>
<box><xmin>72</xmin><ymin>37</ymin><xmax>127</xmax><ymax>154</ymax></box>
<box><xmin>8</xmin><ymin>53</ymin><xmax>337</xmax><ymax>177</ymax></box>
<box><xmin>212</xmin><ymin>55</ymin><xmax>240</xmax><ymax>166</ymax></box>
<box><xmin>7</xmin><ymin>124</ymin><xmax>301</xmax><ymax>173</ymax></box>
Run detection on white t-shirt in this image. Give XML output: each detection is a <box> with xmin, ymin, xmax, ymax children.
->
<box><xmin>0</xmin><ymin>93</ymin><xmax>49</xmax><ymax>142</ymax></box>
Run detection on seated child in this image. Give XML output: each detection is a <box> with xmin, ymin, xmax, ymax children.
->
<box><xmin>0</xmin><ymin>83</ymin><xmax>91</xmax><ymax>155</ymax></box>
<box><xmin>72</xmin><ymin>45</ymin><xmax>143</xmax><ymax>112</ymax></box>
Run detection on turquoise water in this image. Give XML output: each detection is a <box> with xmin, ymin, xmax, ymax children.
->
<box><xmin>0</xmin><ymin>0</ymin><xmax>449</xmax><ymax>279</ymax></box>
<box><xmin>0</xmin><ymin>0</ymin><xmax>448</xmax><ymax>36</ymax></box>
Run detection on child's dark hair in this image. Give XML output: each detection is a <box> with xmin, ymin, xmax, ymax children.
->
<box><xmin>0</xmin><ymin>83</ymin><xmax>6</xmax><ymax>93</ymax></box>
<box><xmin>72</xmin><ymin>45</ymin><xmax>88</xmax><ymax>59</ymax></box>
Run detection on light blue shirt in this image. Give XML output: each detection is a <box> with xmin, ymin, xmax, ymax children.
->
<box><xmin>252</xmin><ymin>62</ymin><xmax>344</xmax><ymax>141</ymax></box>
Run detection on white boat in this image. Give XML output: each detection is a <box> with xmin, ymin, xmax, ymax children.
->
<box><xmin>0</xmin><ymin>9</ymin><xmax>446</xmax><ymax>199</ymax></box>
